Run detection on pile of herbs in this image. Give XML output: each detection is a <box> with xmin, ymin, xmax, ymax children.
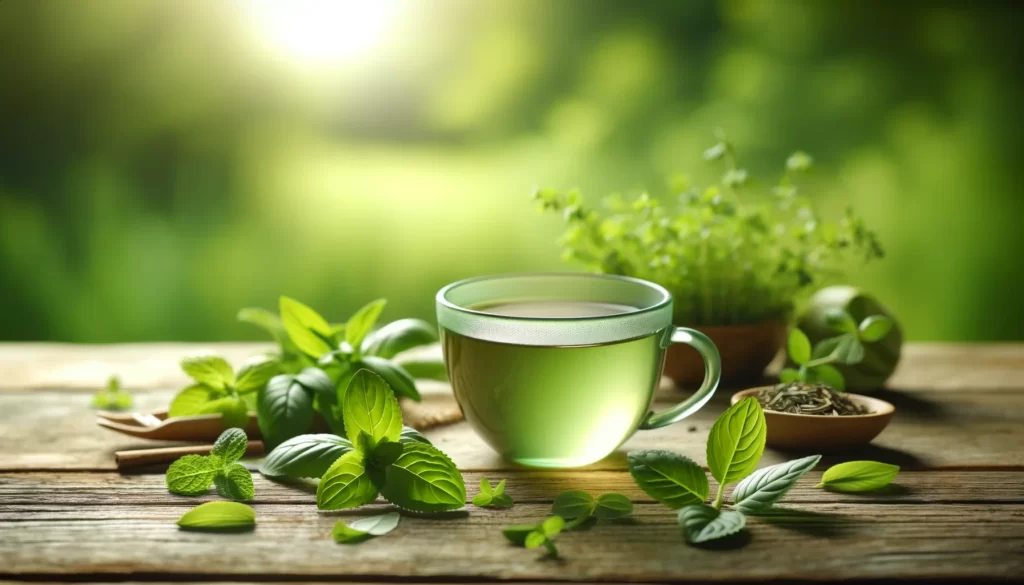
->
<box><xmin>533</xmin><ymin>137</ymin><xmax>883</xmax><ymax>325</ymax></box>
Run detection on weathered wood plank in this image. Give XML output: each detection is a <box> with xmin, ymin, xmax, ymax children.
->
<box><xmin>1</xmin><ymin>472</ymin><xmax>1022</xmax><ymax>506</ymax></box>
<box><xmin>2</xmin><ymin>342</ymin><xmax>1022</xmax><ymax>392</ymax></box>
<box><xmin>2</xmin><ymin>388</ymin><xmax>1021</xmax><ymax>472</ymax></box>
<box><xmin>1</xmin><ymin>498</ymin><xmax>1021</xmax><ymax>581</ymax></box>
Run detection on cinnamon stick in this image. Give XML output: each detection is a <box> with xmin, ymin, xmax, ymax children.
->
<box><xmin>115</xmin><ymin>441</ymin><xmax>264</xmax><ymax>470</ymax></box>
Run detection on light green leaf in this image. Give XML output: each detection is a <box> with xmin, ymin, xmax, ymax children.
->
<box><xmin>214</xmin><ymin>463</ymin><xmax>255</xmax><ymax>501</ymax></box>
<box><xmin>859</xmin><ymin>315</ymin><xmax>893</xmax><ymax>342</ymax></box>
<box><xmin>787</xmin><ymin>151</ymin><xmax>813</xmax><ymax>172</ymax></box>
<box><xmin>817</xmin><ymin>461</ymin><xmax>899</xmax><ymax>492</ymax></box>
<box><xmin>237</xmin><ymin>307</ymin><xmax>289</xmax><ymax>347</ymax></box>
<box><xmin>280</xmin><ymin>296</ymin><xmax>335</xmax><ymax>360</ymax></box>
<box><xmin>257</xmin><ymin>374</ymin><xmax>314</xmax><ymax>447</ymax></box>
<box><xmin>259</xmin><ymin>434</ymin><xmax>353</xmax><ymax>479</ymax></box>
<box><xmin>787</xmin><ymin>329</ymin><xmax>811</xmax><ymax>366</ymax></box>
<box><xmin>359</xmin><ymin>356</ymin><xmax>421</xmax><ymax>401</ymax></box>
<box><xmin>594</xmin><ymin>493</ymin><xmax>633</xmax><ymax>520</ymax></box>
<box><xmin>808</xmin><ymin>363</ymin><xmax>845</xmax><ymax>391</ymax></box>
<box><xmin>333</xmin><ymin>512</ymin><xmax>400</xmax><ymax>544</ymax></box>
<box><xmin>524</xmin><ymin>530</ymin><xmax>547</xmax><ymax>549</ymax></box>
<box><xmin>678</xmin><ymin>504</ymin><xmax>746</xmax><ymax>544</ymax></box>
<box><xmin>733</xmin><ymin>455</ymin><xmax>821</xmax><ymax>514</ymax></box>
<box><xmin>363</xmin><ymin>318</ymin><xmax>438</xmax><ymax>359</ymax></box>
<box><xmin>824</xmin><ymin>308</ymin><xmax>857</xmax><ymax>333</ymax></box>
<box><xmin>211</xmin><ymin>428</ymin><xmax>248</xmax><ymax>464</ymax></box>
<box><xmin>198</xmin><ymin>397</ymin><xmax>250</xmax><ymax>430</ymax></box>
<box><xmin>502</xmin><ymin>524</ymin><xmax>536</xmax><ymax>546</ymax></box>
<box><xmin>180</xmin><ymin>355</ymin><xmax>234</xmax><ymax>391</ymax></box>
<box><xmin>332</xmin><ymin>522</ymin><xmax>369</xmax><ymax>544</ymax></box>
<box><xmin>342</xmin><ymin>369</ymin><xmax>403</xmax><ymax>448</ymax></box>
<box><xmin>626</xmin><ymin>450</ymin><xmax>709</xmax><ymax>509</ymax></box>
<box><xmin>235</xmin><ymin>355</ymin><xmax>280</xmax><ymax>393</ymax></box>
<box><xmin>316</xmin><ymin>450</ymin><xmax>380</xmax><ymax>510</ymax></box>
<box><xmin>166</xmin><ymin>454</ymin><xmax>221</xmax><ymax>495</ymax></box>
<box><xmin>472</xmin><ymin>492</ymin><xmax>493</xmax><ymax>507</ymax></box>
<box><xmin>479</xmin><ymin>477</ymin><xmax>493</xmax><ymax>496</ymax></box>
<box><xmin>379</xmin><ymin>442</ymin><xmax>465</xmax><ymax>512</ymax></box>
<box><xmin>494</xmin><ymin>479</ymin><xmax>506</xmax><ymax>495</ymax></box>
<box><xmin>814</xmin><ymin>334</ymin><xmax>865</xmax><ymax>365</ymax></box>
<box><xmin>778</xmin><ymin>368</ymin><xmax>801</xmax><ymax>384</ymax></box>
<box><xmin>400</xmin><ymin>426</ymin><xmax>431</xmax><ymax>445</ymax></box>
<box><xmin>707</xmin><ymin>397</ymin><xmax>767</xmax><ymax>486</ymax></box>
<box><xmin>169</xmin><ymin>384</ymin><xmax>220</xmax><ymax>417</ymax></box>
<box><xmin>491</xmin><ymin>493</ymin><xmax>514</xmax><ymax>508</ymax></box>
<box><xmin>346</xmin><ymin>299</ymin><xmax>388</xmax><ymax>356</ymax></box>
<box><xmin>177</xmin><ymin>501</ymin><xmax>255</xmax><ymax>531</ymax></box>
<box><xmin>91</xmin><ymin>376</ymin><xmax>133</xmax><ymax>410</ymax></box>
<box><xmin>551</xmin><ymin>489</ymin><xmax>595</xmax><ymax>520</ymax></box>
<box><xmin>541</xmin><ymin>515</ymin><xmax>564</xmax><ymax>537</ymax></box>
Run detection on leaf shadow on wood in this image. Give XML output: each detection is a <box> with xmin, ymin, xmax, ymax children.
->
<box><xmin>750</xmin><ymin>506</ymin><xmax>849</xmax><ymax>538</ymax></box>
<box><xmin>768</xmin><ymin>443</ymin><xmax>928</xmax><ymax>470</ymax></box>
<box><xmin>689</xmin><ymin>530</ymin><xmax>752</xmax><ymax>550</ymax></box>
<box><xmin>821</xmin><ymin>483</ymin><xmax>912</xmax><ymax>497</ymax></box>
<box><xmin>871</xmin><ymin>388</ymin><xmax>949</xmax><ymax>420</ymax></box>
<box><xmin>263</xmin><ymin>476</ymin><xmax>318</xmax><ymax>494</ymax></box>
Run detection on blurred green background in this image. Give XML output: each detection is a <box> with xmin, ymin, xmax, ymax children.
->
<box><xmin>1</xmin><ymin>0</ymin><xmax>1021</xmax><ymax>342</ymax></box>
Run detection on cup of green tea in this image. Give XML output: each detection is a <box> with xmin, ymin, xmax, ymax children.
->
<box><xmin>436</xmin><ymin>273</ymin><xmax>721</xmax><ymax>468</ymax></box>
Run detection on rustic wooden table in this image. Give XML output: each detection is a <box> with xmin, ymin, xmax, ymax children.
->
<box><xmin>1</xmin><ymin>342</ymin><xmax>1022</xmax><ymax>583</ymax></box>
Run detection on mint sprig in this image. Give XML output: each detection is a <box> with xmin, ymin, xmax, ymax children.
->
<box><xmin>473</xmin><ymin>477</ymin><xmax>513</xmax><ymax>508</ymax></box>
<box><xmin>780</xmin><ymin>310</ymin><xmax>895</xmax><ymax>390</ymax></box>
<box><xmin>91</xmin><ymin>376</ymin><xmax>132</xmax><ymax>411</ymax></box>
<box><xmin>551</xmin><ymin>489</ymin><xmax>632</xmax><ymax>527</ymax></box>
<box><xmin>504</xmin><ymin>516</ymin><xmax>564</xmax><ymax>558</ymax></box>
<box><xmin>166</xmin><ymin>428</ymin><xmax>255</xmax><ymax>501</ymax></box>
<box><xmin>169</xmin><ymin>354</ymin><xmax>281</xmax><ymax>428</ymax></box>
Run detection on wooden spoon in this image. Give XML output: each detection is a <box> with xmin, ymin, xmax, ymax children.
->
<box><xmin>96</xmin><ymin>410</ymin><xmax>260</xmax><ymax>441</ymax></box>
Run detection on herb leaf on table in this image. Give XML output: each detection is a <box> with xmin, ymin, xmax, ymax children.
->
<box><xmin>732</xmin><ymin>455</ymin><xmax>821</xmax><ymax>514</ymax></box>
<box><xmin>90</xmin><ymin>376</ymin><xmax>132</xmax><ymax>411</ymax></box>
<box><xmin>177</xmin><ymin>501</ymin><xmax>255</xmax><ymax>531</ymax></box>
<box><xmin>166</xmin><ymin>428</ymin><xmax>255</xmax><ymax>500</ymax></box>
<box><xmin>706</xmin><ymin>397</ymin><xmax>766</xmax><ymax>503</ymax></box>
<box><xmin>333</xmin><ymin>512</ymin><xmax>401</xmax><ymax>544</ymax></box>
<box><xmin>627</xmin><ymin>450</ymin><xmax>709</xmax><ymax>509</ymax></box>
<box><xmin>258</xmin><ymin>434</ymin><xmax>353</xmax><ymax>479</ymax></box>
<box><xmin>473</xmin><ymin>477</ymin><xmax>513</xmax><ymax>508</ymax></box>
<box><xmin>678</xmin><ymin>504</ymin><xmax>746</xmax><ymax>544</ymax></box>
<box><xmin>817</xmin><ymin>461</ymin><xmax>900</xmax><ymax>492</ymax></box>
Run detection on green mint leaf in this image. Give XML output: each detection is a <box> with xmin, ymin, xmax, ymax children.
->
<box><xmin>502</xmin><ymin>524</ymin><xmax>536</xmax><ymax>546</ymax></box>
<box><xmin>166</xmin><ymin>454</ymin><xmax>221</xmax><ymax>495</ymax></box>
<box><xmin>345</xmin><ymin>299</ymin><xmax>388</xmax><ymax>355</ymax></box>
<box><xmin>707</xmin><ymin>397</ymin><xmax>767</xmax><ymax>486</ymax></box>
<box><xmin>259</xmin><ymin>434</ymin><xmax>353</xmax><ymax>479</ymax></box>
<box><xmin>177</xmin><ymin>501</ymin><xmax>255</xmax><ymax>531</ymax></box>
<box><xmin>678</xmin><ymin>504</ymin><xmax>745</xmax><ymax>544</ymax></box>
<box><xmin>359</xmin><ymin>356</ymin><xmax>422</xmax><ymax>401</ymax></box>
<box><xmin>787</xmin><ymin>329</ymin><xmax>811</xmax><ymax>366</ymax></box>
<box><xmin>778</xmin><ymin>368</ymin><xmax>801</xmax><ymax>384</ymax></box>
<box><xmin>858</xmin><ymin>315</ymin><xmax>893</xmax><ymax>342</ymax></box>
<box><xmin>316</xmin><ymin>450</ymin><xmax>379</xmax><ymax>510</ymax></box>
<box><xmin>363</xmin><ymin>318</ymin><xmax>438</xmax><ymax>359</ymax></box>
<box><xmin>817</xmin><ymin>461</ymin><xmax>899</xmax><ymax>492</ymax></box>
<box><xmin>627</xmin><ymin>450</ymin><xmax>709</xmax><ymax>509</ymax></box>
<box><xmin>379</xmin><ymin>442</ymin><xmax>465</xmax><ymax>512</ymax></box>
<box><xmin>475</xmin><ymin>478</ymin><xmax>512</xmax><ymax>508</ymax></box>
<box><xmin>294</xmin><ymin>367</ymin><xmax>335</xmax><ymax>400</ymax></box>
<box><xmin>169</xmin><ymin>384</ymin><xmax>221</xmax><ymax>417</ymax></box>
<box><xmin>824</xmin><ymin>308</ymin><xmax>857</xmax><ymax>333</ymax></box>
<box><xmin>524</xmin><ymin>530</ymin><xmax>547</xmax><ymax>549</ymax></box>
<box><xmin>479</xmin><ymin>477</ymin><xmax>493</xmax><ymax>497</ymax></box>
<box><xmin>235</xmin><ymin>355</ymin><xmax>280</xmax><ymax>394</ymax></box>
<box><xmin>594</xmin><ymin>493</ymin><xmax>633</xmax><ymax>520</ymax></box>
<box><xmin>280</xmin><ymin>296</ymin><xmax>335</xmax><ymax>360</ymax></box>
<box><xmin>342</xmin><ymin>369</ymin><xmax>403</xmax><ymax>449</ymax></box>
<box><xmin>211</xmin><ymin>428</ymin><xmax>249</xmax><ymax>464</ymax></box>
<box><xmin>199</xmin><ymin>397</ymin><xmax>250</xmax><ymax>429</ymax></box>
<box><xmin>370</xmin><ymin>439</ymin><xmax>404</xmax><ymax>468</ymax></box>
<box><xmin>257</xmin><ymin>374</ymin><xmax>314</xmax><ymax>447</ymax></box>
<box><xmin>393</xmin><ymin>349</ymin><xmax>448</xmax><ymax>382</ymax></box>
<box><xmin>815</xmin><ymin>334</ymin><xmax>865</xmax><ymax>365</ymax></box>
<box><xmin>541</xmin><ymin>515</ymin><xmax>564</xmax><ymax>537</ymax></box>
<box><xmin>491</xmin><ymin>493</ymin><xmax>514</xmax><ymax>508</ymax></box>
<box><xmin>472</xmin><ymin>493</ymin><xmax>493</xmax><ymax>507</ymax></box>
<box><xmin>733</xmin><ymin>455</ymin><xmax>821</xmax><ymax>514</ymax></box>
<box><xmin>807</xmin><ymin>363</ymin><xmax>845</xmax><ymax>391</ymax></box>
<box><xmin>551</xmin><ymin>489</ymin><xmax>595</xmax><ymax>520</ymax></box>
<box><xmin>92</xmin><ymin>376</ymin><xmax>133</xmax><ymax>410</ymax></box>
<box><xmin>493</xmin><ymin>479</ymin><xmax>507</xmax><ymax>495</ymax></box>
<box><xmin>237</xmin><ymin>307</ymin><xmax>289</xmax><ymax>347</ymax></box>
<box><xmin>214</xmin><ymin>463</ymin><xmax>255</xmax><ymax>501</ymax></box>
<box><xmin>400</xmin><ymin>426</ymin><xmax>432</xmax><ymax>445</ymax></box>
<box><xmin>180</xmin><ymin>355</ymin><xmax>235</xmax><ymax>391</ymax></box>
<box><xmin>332</xmin><ymin>522</ymin><xmax>370</xmax><ymax>544</ymax></box>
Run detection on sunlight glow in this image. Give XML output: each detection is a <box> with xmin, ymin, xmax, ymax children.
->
<box><xmin>249</xmin><ymin>0</ymin><xmax>401</xmax><ymax>65</ymax></box>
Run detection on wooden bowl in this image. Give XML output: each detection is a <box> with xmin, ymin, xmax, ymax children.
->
<box><xmin>664</xmin><ymin>321</ymin><xmax>787</xmax><ymax>387</ymax></box>
<box><xmin>731</xmin><ymin>387</ymin><xmax>895</xmax><ymax>451</ymax></box>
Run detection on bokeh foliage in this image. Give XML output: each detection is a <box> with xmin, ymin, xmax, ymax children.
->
<box><xmin>1</xmin><ymin>0</ymin><xmax>1022</xmax><ymax>341</ymax></box>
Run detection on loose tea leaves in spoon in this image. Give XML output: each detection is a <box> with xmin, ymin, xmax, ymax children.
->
<box><xmin>756</xmin><ymin>382</ymin><xmax>868</xmax><ymax>416</ymax></box>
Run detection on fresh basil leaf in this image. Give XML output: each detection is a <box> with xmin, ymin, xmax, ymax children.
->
<box><xmin>706</xmin><ymin>397</ymin><xmax>766</xmax><ymax>486</ymax></box>
<box><xmin>551</xmin><ymin>489</ymin><xmax>595</xmax><ymax>520</ymax></box>
<box><xmin>594</xmin><ymin>493</ymin><xmax>633</xmax><ymax>520</ymax></box>
<box><xmin>332</xmin><ymin>522</ymin><xmax>369</xmax><ymax>544</ymax></box>
<box><xmin>166</xmin><ymin>454</ymin><xmax>221</xmax><ymax>495</ymax></box>
<box><xmin>493</xmin><ymin>479</ymin><xmax>507</xmax><ymax>495</ymax></box>
<box><xmin>169</xmin><ymin>384</ymin><xmax>221</xmax><ymax>417</ymax></box>
<box><xmin>502</xmin><ymin>524</ymin><xmax>536</xmax><ymax>546</ymax></box>
<box><xmin>824</xmin><ymin>308</ymin><xmax>857</xmax><ymax>333</ymax></box>
<box><xmin>177</xmin><ymin>501</ymin><xmax>255</xmax><ymax>531</ymax></box>
<box><xmin>817</xmin><ymin>460</ymin><xmax>899</xmax><ymax>492</ymax></box>
<box><xmin>257</xmin><ymin>374</ymin><xmax>314</xmax><ymax>447</ymax></box>
<box><xmin>363</xmin><ymin>318</ymin><xmax>438</xmax><ymax>359</ymax></box>
<box><xmin>295</xmin><ymin>367</ymin><xmax>335</xmax><ymax>399</ymax></box>
<box><xmin>280</xmin><ymin>296</ymin><xmax>335</xmax><ymax>360</ymax></box>
<box><xmin>180</xmin><ymin>355</ymin><xmax>235</xmax><ymax>391</ymax></box>
<box><xmin>214</xmin><ymin>463</ymin><xmax>255</xmax><ymax>501</ymax></box>
<box><xmin>359</xmin><ymin>356</ymin><xmax>421</xmax><ymax>402</ymax></box>
<box><xmin>259</xmin><ymin>434</ymin><xmax>353</xmax><ymax>479</ymax></box>
<box><xmin>342</xmin><ymin>369</ymin><xmax>403</xmax><ymax>448</ymax></box>
<box><xmin>211</xmin><ymin>428</ymin><xmax>249</xmax><ymax>464</ymax></box>
<box><xmin>733</xmin><ymin>455</ymin><xmax>821</xmax><ymax>514</ymax></box>
<box><xmin>626</xmin><ymin>450</ymin><xmax>709</xmax><ymax>509</ymax></box>
<box><xmin>316</xmin><ymin>450</ymin><xmax>379</xmax><ymax>510</ymax></box>
<box><xmin>393</xmin><ymin>351</ymin><xmax>449</xmax><ymax>381</ymax></box>
<box><xmin>400</xmin><ymin>426</ymin><xmax>431</xmax><ymax>445</ymax></box>
<box><xmin>787</xmin><ymin>329</ymin><xmax>811</xmax><ymax>366</ymax></box>
<box><xmin>235</xmin><ymin>355</ymin><xmax>280</xmax><ymax>394</ymax></box>
<box><xmin>198</xmin><ymin>397</ymin><xmax>250</xmax><ymax>429</ymax></box>
<box><xmin>858</xmin><ymin>315</ymin><xmax>893</xmax><ymax>342</ymax></box>
<box><xmin>379</xmin><ymin>442</ymin><xmax>465</xmax><ymax>512</ymax></box>
<box><xmin>479</xmin><ymin>477</ymin><xmax>493</xmax><ymax>496</ymax></box>
<box><xmin>807</xmin><ymin>363</ymin><xmax>845</xmax><ymax>391</ymax></box>
<box><xmin>678</xmin><ymin>504</ymin><xmax>746</xmax><ymax>544</ymax></box>
<box><xmin>370</xmin><ymin>439</ymin><xmax>404</xmax><ymax>468</ymax></box>
<box><xmin>345</xmin><ymin>299</ymin><xmax>387</xmax><ymax>356</ymax></box>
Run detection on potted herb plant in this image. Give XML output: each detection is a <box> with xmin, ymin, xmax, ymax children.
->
<box><xmin>534</xmin><ymin>137</ymin><xmax>883</xmax><ymax>385</ymax></box>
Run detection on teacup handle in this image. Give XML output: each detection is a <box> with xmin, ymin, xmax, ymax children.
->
<box><xmin>639</xmin><ymin>327</ymin><xmax>721</xmax><ymax>430</ymax></box>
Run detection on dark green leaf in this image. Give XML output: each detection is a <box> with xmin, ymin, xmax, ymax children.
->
<box><xmin>706</xmin><ymin>397</ymin><xmax>766</xmax><ymax>485</ymax></box>
<box><xmin>177</xmin><ymin>501</ymin><xmax>255</xmax><ymax>531</ymax></box>
<box><xmin>257</xmin><ymin>374</ymin><xmax>314</xmax><ymax>446</ymax></box>
<box><xmin>824</xmin><ymin>308</ymin><xmax>857</xmax><ymax>333</ymax></box>
<box><xmin>359</xmin><ymin>356</ymin><xmax>421</xmax><ymax>401</ymax></box>
<box><xmin>594</xmin><ymin>493</ymin><xmax>633</xmax><ymax>520</ymax></box>
<box><xmin>363</xmin><ymin>318</ymin><xmax>437</xmax><ymax>359</ymax></box>
<box><xmin>626</xmin><ymin>450</ymin><xmax>709</xmax><ymax>509</ymax></box>
<box><xmin>502</xmin><ymin>524</ymin><xmax>536</xmax><ymax>546</ymax></box>
<box><xmin>370</xmin><ymin>439</ymin><xmax>404</xmax><ymax>468</ymax></box>
<box><xmin>678</xmin><ymin>504</ymin><xmax>745</xmax><ymax>544</ymax></box>
<box><xmin>259</xmin><ymin>433</ymin><xmax>353</xmax><ymax>479</ymax></box>
<box><xmin>733</xmin><ymin>455</ymin><xmax>821</xmax><ymax>514</ymax></box>
<box><xmin>551</xmin><ymin>489</ymin><xmax>595</xmax><ymax>520</ymax></box>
